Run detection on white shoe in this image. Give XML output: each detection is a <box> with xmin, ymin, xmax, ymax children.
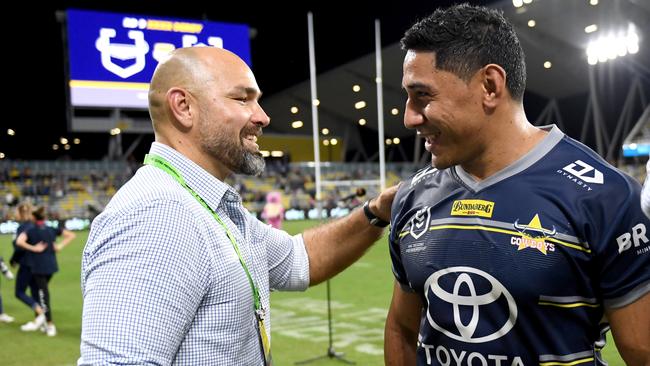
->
<box><xmin>46</xmin><ymin>324</ymin><xmax>57</xmax><ymax>337</ymax></box>
<box><xmin>20</xmin><ymin>314</ymin><xmax>46</xmax><ymax>331</ymax></box>
<box><xmin>2</xmin><ymin>270</ymin><xmax>14</xmax><ymax>280</ymax></box>
<box><xmin>20</xmin><ymin>320</ymin><xmax>38</xmax><ymax>331</ymax></box>
<box><xmin>0</xmin><ymin>313</ymin><xmax>14</xmax><ymax>323</ymax></box>
<box><xmin>0</xmin><ymin>262</ymin><xmax>13</xmax><ymax>280</ymax></box>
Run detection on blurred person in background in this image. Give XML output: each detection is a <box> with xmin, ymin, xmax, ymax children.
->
<box><xmin>10</xmin><ymin>202</ymin><xmax>41</xmax><ymax>322</ymax></box>
<box><xmin>15</xmin><ymin>206</ymin><xmax>76</xmax><ymax>336</ymax></box>
<box><xmin>0</xmin><ymin>256</ymin><xmax>15</xmax><ymax>323</ymax></box>
<box><xmin>641</xmin><ymin>158</ymin><xmax>650</xmax><ymax>218</ymax></box>
<box><xmin>261</xmin><ymin>191</ymin><xmax>284</xmax><ymax>229</ymax></box>
<box><xmin>78</xmin><ymin>47</ymin><xmax>397</xmax><ymax>366</ymax></box>
<box><xmin>385</xmin><ymin>4</ymin><xmax>650</xmax><ymax>366</ymax></box>
<box><xmin>0</xmin><ymin>200</ymin><xmax>29</xmax><ymax>323</ymax></box>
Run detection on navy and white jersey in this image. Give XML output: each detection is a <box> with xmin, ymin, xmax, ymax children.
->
<box><xmin>389</xmin><ymin>125</ymin><xmax>650</xmax><ymax>366</ymax></box>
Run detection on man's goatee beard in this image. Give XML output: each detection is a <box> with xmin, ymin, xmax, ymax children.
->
<box><xmin>240</xmin><ymin>151</ymin><xmax>265</xmax><ymax>176</ymax></box>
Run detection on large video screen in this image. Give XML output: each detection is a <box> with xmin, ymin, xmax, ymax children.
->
<box><xmin>66</xmin><ymin>9</ymin><xmax>251</xmax><ymax>109</ymax></box>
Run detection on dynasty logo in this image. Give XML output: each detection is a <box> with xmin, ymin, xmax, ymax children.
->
<box><xmin>511</xmin><ymin>214</ymin><xmax>556</xmax><ymax>255</ymax></box>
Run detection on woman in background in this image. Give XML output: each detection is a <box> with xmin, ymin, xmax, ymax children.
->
<box><xmin>15</xmin><ymin>206</ymin><xmax>75</xmax><ymax>336</ymax></box>
<box><xmin>10</xmin><ymin>202</ymin><xmax>40</xmax><ymax>324</ymax></box>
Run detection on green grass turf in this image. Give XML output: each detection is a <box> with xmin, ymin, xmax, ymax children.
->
<box><xmin>0</xmin><ymin>222</ymin><xmax>625</xmax><ymax>365</ymax></box>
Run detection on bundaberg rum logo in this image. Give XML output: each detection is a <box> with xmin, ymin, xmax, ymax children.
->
<box><xmin>450</xmin><ymin>200</ymin><xmax>495</xmax><ymax>218</ymax></box>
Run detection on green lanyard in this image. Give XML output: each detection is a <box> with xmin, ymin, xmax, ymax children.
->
<box><xmin>143</xmin><ymin>154</ymin><xmax>263</xmax><ymax>317</ymax></box>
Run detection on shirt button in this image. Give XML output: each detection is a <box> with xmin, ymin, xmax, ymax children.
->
<box><xmin>224</xmin><ymin>191</ymin><xmax>240</xmax><ymax>202</ymax></box>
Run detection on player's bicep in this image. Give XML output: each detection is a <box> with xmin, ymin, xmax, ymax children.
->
<box><xmin>386</xmin><ymin>281</ymin><xmax>422</xmax><ymax>335</ymax></box>
<box><xmin>606</xmin><ymin>292</ymin><xmax>650</xmax><ymax>365</ymax></box>
<box><xmin>385</xmin><ymin>281</ymin><xmax>422</xmax><ymax>365</ymax></box>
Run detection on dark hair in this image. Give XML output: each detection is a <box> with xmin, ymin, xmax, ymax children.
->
<box><xmin>32</xmin><ymin>206</ymin><xmax>46</xmax><ymax>221</ymax></box>
<box><xmin>400</xmin><ymin>3</ymin><xmax>526</xmax><ymax>100</ymax></box>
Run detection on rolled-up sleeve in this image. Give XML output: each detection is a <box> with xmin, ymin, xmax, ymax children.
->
<box><xmin>249</xmin><ymin>216</ymin><xmax>309</xmax><ymax>291</ymax></box>
<box><xmin>79</xmin><ymin>199</ymin><xmax>212</xmax><ymax>365</ymax></box>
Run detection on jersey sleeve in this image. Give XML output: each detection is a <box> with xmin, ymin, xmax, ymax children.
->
<box><xmin>389</xmin><ymin>183</ymin><xmax>415</xmax><ymax>292</ymax></box>
<box><xmin>596</xmin><ymin>176</ymin><xmax>650</xmax><ymax>308</ymax></box>
<box><xmin>389</xmin><ymin>236</ymin><xmax>414</xmax><ymax>292</ymax></box>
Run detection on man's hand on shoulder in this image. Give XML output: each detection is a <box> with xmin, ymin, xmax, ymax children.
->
<box><xmin>370</xmin><ymin>183</ymin><xmax>401</xmax><ymax>223</ymax></box>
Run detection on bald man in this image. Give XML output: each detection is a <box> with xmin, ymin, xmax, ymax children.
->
<box><xmin>78</xmin><ymin>47</ymin><xmax>397</xmax><ymax>366</ymax></box>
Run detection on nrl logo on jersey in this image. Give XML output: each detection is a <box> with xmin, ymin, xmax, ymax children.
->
<box><xmin>409</xmin><ymin>206</ymin><xmax>431</xmax><ymax>239</ymax></box>
<box><xmin>511</xmin><ymin>214</ymin><xmax>556</xmax><ymax>255</ymax></box>
<box><xmin>451</xmin><ymin>199</ymin><xmax>495</xmax><ymax>218</ymax></box>
<box><xmin>410</xmin><ymin>167</ymin><xmax>436</xmax><ymax>188</ymax></box>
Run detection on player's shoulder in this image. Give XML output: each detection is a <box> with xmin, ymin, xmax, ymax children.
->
<box><xmin>393</xmin><ymin>165</ymin><xmax>455</xmax><ymax>219</ymax></box>
<box><xmin>398</xmin><ymin>166</ymin><xmax>449</xmax><ymax>195</ymax></box>
<box><xmin>552</xmin><ymin>135</ymin><xmax>637</xmax><ymax>199</ymax></box>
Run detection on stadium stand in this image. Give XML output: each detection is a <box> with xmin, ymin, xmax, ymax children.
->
<box><xmin>1</xmin><ymin>160</ymin><xmax>419</xmax><ymax>222</ymax></box>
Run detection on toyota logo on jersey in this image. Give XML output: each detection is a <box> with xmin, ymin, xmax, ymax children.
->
<box><xmin>424</xmin><ymin>267</ymin><xmax>517</xmax><ymax>343</ymax></box>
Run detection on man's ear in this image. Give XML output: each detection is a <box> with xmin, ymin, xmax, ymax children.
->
<box><xmin>166</xmin><ymin>87</ymin><xmax>195</xmax><ymax>129</ymax></box>
<box><xmin>482</xmin><ymin>64</ymin><xmax>507</xmax><ymax>110</ymax></box>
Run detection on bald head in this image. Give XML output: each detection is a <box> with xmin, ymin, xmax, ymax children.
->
<box><xmin>146</xmin><ymin>47</ymin><xmax>269</xmax><ymax>179</ymax></box>
<box><xmin>148</xmin><ymin>47</ymin><xmax>250</xmax><ymax>130</ymax></box>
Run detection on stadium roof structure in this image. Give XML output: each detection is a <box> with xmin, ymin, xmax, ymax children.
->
<box><xmin>1</xmin><ymin>0</ymin><xmax>649</xmax><ymax>162</ymax></box>
<box><xmin>259</xmin><ymin>0</ymin><xmax>650</xmax><ymax>162</ymax></box>
<box><xmin>622</xmin><ymin>105</ymin><xmax>650</xmax><ymax>157</ymax></box>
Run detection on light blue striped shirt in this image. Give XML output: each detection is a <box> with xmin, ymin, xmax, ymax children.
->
<box><xmin>79</xmin><ymin>142</ymin><xmax>310</xmax><ymax>365</ymax></box>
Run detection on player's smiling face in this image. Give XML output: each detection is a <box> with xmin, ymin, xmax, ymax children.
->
<box><xmin>402</xmin><ymin>50</ymin><xmax>488</xmax><ymax>170</ymax></box>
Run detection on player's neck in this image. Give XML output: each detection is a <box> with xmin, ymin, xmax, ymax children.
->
<box><xmin>461</xmin><ymin>109</ymin><xmax>546</xmax><ymax>180</ymax></box>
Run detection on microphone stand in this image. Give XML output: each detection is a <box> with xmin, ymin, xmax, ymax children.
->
<box><xmin>294</xmin><ymin>279</ymin><xmax>354</xmax><ymax>365</ymax></box>
<box><xmin>295</xmin><ymin>190</ymin><xmax>365</xmax><ymax>365</ymax></box>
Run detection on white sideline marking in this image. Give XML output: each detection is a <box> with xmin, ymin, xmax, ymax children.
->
<box><xmin>272</xmin><ymin>298</ymin><xmax>387</xmax><ymax>356</ymax></box>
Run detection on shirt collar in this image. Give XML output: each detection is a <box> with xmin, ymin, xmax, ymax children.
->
<box><xmin>148</xmin><ymin>142</ymin><xmax>241</xmax><ymax>210</ymax></box>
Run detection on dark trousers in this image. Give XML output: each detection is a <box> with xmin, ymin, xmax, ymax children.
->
<box><xmin>33</xmin><ymin>275</ymin><xmax>52</xmax><ymax>322</ymax></box>
<box><xmin>15</xmin><ymin>265</ymin><xmax>40</xmax><ymax>311</ymax></box>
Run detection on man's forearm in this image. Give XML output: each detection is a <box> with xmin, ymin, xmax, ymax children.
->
<box><xmin>303</xmin><ymin>206</ymin><xmax>385</xmax><ymax>285</ymax></box>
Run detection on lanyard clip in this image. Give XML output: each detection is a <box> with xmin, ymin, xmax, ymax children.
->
<box><xmin>255</xmin><ymin>307</ymin><xmax>266</xmax><ymax>321</ymax></box>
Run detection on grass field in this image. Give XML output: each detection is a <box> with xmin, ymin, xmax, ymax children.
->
<box><xmin>0</xmin><ymin>221</ymin><xmax>625</xmax><ymax>365</ymax></box>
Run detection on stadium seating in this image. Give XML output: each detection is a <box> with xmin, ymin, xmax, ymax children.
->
<box><xmin>1</xmin><ymin>160</ymin><xmax>423</xmax><ymax>221</ymax></box>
